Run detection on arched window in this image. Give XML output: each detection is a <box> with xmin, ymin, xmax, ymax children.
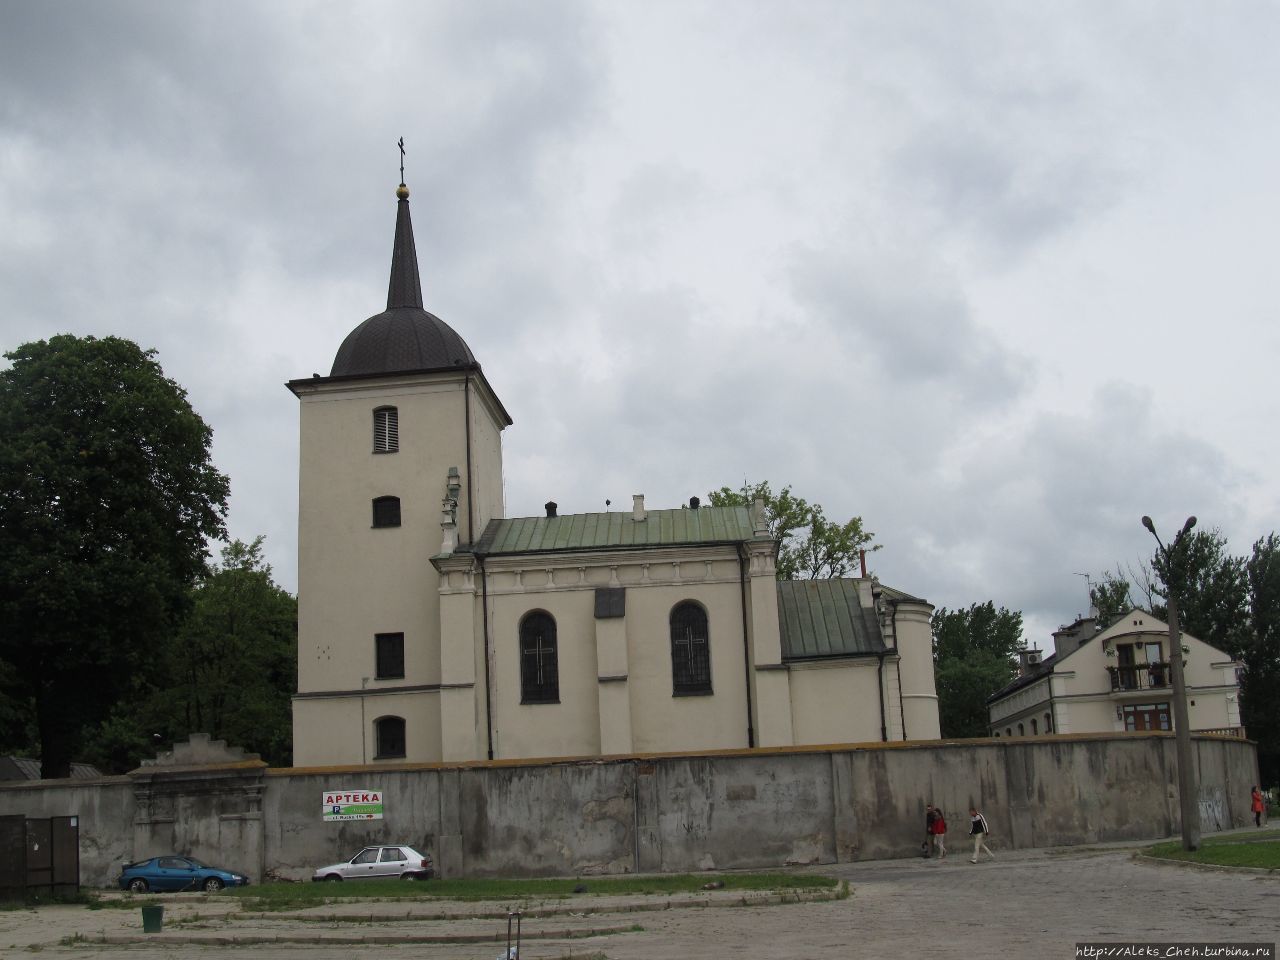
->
<box><xmin>670</xmin><ymin>601</ymin><xmax>711</xmax><ymax>695</ymax></box>
<box><xmin>1045</xmin><ymin>712</ymin><xmax>1052</xmax><ymax>733</ymax></box>
<box><xmin>1017</xmin><ymin>722</ymin><xmax>1025</xmax><ymax>737</ymax></box>
<box><xmin>375</xmin><ymin>716</ymin><xmax>406</xmax><ymax>759</ymax></box>
<box><xmin>373</xmin><ymin>406</ymin><xmax>399</xmax><ymax>453</ymax></box>
<box><xmin>520</xmin><ymin>611</ymin><xmax>559</xmax><ymax>703</ymax></box>
<box><xmin>372</xmin><ymin>496</ymin><xmax>401</xmax><ymax>528</ymax></box>
<box><xmin>1005</xmin><ymin>728</ymin><xmax>1012</xmax><ymax>737</ymax></box>
<box><xmin>1030</xmin><ymin>718</ymin><xmax>1038</xmax><ymax>735</ymax></box>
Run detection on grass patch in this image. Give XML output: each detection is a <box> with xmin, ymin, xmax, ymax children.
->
<box><xmin>0</xmin><ymin>890</ymin><xmax>97</xmax><ymax>911</ymax></box>
<box><xmin>228</xmin><ymin>872</ymin><xmax>838</xmax><ymax>911</ymax></box>
<box><xmin>1144</xmin><ymin>832</ymin><xmax>1280</xmax><ymax>869</ymax></box>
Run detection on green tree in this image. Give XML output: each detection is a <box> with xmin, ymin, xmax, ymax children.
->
<box><xmin>165</xmin><ymin>537</ymin><xmax>296</xmax><ymax>764</ymax></box>
<box><xmin>707</xmin><ymin>481</ymin><xmax>879</xmax><ymax>579</ymax></box>
<box><xmin>1148</xmin><ymin>528</ymin><xmax>1250</xmax><ymax>657</ymax></box>
<box><xmin>1089</xmin><ymin>571</ymin><xmax>1133</xmax><ymax>629</ymax></box>
<box><xmin>0</xmin><ymin>335</ymin><xmax>229</xmax><ymax>777</ymax></box>
<box><xmin>1245</xmin><ymin>534</ymin><xmax>1280</xmax><ymax>784</ymax></box>
<box><xmin>931</xmin><ymin>602</ymin><xmax>1024</xmax><ymax>738</ymax></box>
<box><xmin>81</xmin><ymin>537</ymin><xmax>298</xmax><ymax>772</ymax></box>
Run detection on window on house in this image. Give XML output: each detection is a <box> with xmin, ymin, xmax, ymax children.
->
<box><xmin>1045</xmin><ymin>712</ymin><xmax>1052</xmax><ymax>733</ymax></box>
<box><xmin>1017</xmin><ymin>722</ymin><xmax>1025</xmax><ymax>736</ymax></box>
<box><xmin>373</xmin><ymin>406</ymin><xmax>399</xmax><ymax>453</ymax></box>
<box><xmin>670</xmin><ymin>601</ymin><xmax>712</xmax><ymax>695</ymax></box>
<box><xmin>1006</xmin><ymin>728</ymin><xmax>1012</xmax><ymax>737</ymax></box>
<box><xmin>372</xmin><ymin>495</ymin><xmax>401</xmax><ymax>528</ymax></box>
<box><xmin>375</xmin><ymin>632</ymin><xmax>405</xmax><ymax>679</ymax></box>
<box><xmin>520</xmin><ymin>611</ymin><xmax>559</xmax><ymax>703</ymax></box>
<box><xmin>1030</xmin><ymin>718</ymin><xmax>1038</xmax><ymax>735</ymax></box>
<box><xmin>375</xmin><ymin>716</ymin><xmax>406</xmax><ymax>758</ymax></box>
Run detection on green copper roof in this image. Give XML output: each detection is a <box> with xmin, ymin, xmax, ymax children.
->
<box><xmin>777</xmin><ymin>579</ymin><xmax>887</xmax><ymax>659</ymax></box>
<box><xmin>475</xmin><ymin>506</ymin><xmax>757</xmax><ymax>555</ymax></box>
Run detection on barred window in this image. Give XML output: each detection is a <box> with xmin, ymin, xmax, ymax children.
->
<box><xmin>670</xmin><ymin>601</ymin><xmax>711</xmax><ymax>695</ymax></box>
<box><xmin>372</xmin><ymin>496</ymin><xmax>401</xmax><ymax>528</ymax></box>
<box><xmin>519</xmin><ymin>611</ymin><xmax>559</xmax><ymax>704</ymax></box>
<box><xmin>375</xmin><ymin>716</ymin><xmax>406</xmax><ymax>759</ymax></box>
<box><xmin>375</xmin><ymin>632</ymin><xmax>404</xmax><ymax>679</ymax></box>
<box><xmin>373</xmin><ymin>406</ymin><xmax>399</xmax><ymax>453</ymax></box>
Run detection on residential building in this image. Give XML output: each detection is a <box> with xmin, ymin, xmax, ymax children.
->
<box><xmin>988</xmin><ymin>607</ymin><xmax>1243</xmax><ymax>738</ymax></box>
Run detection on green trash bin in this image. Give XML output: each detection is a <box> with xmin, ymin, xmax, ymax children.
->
<box><xmin>141</xmin><ymin>904</ymin><xmax>164</xmax><ymax>933</ymax></box>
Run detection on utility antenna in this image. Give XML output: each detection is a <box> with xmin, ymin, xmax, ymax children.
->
<box><xmin>398</xmin><ymin>137</ymin><xmax>406</xmax><ymax>184</ymax></box>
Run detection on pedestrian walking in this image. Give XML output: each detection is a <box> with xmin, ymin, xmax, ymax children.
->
<box><xmin>968</xmin><ymin>807</ymin><xmax>994</xmax><ymax>863</ymax></box>
<box><xmin>1251</xmin><ymin>786</ymin><xmax>1265</xmax><ymax>828</ymax></box>
<box><xmin>925</xmin><ymin>804</ymin><xmax>938</xmax><ymax>857</ymax></box>
<box><xmin>931</xmin><ymin>806</ymin><xmax>948</xmax><ymax>859</ymax></box>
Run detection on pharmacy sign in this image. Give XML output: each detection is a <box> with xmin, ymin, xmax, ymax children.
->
<box><xmin>322</xmin><ymin>789</ymin><xmax>384</xmax><ymax>821</ymax></box>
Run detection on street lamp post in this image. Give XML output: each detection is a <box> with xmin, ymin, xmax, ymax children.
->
<box><xmin>1141</xmin><ymin>515</ymin><xmax>1201</xmax><ymax>852</ymax></box>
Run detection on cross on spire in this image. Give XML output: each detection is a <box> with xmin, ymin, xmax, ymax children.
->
<box><xmin>398</xmin><ymin>137</ymin><xmax>405</xmax><ymax>185</ymax></box>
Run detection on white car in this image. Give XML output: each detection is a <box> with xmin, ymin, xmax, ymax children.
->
<box><xmin>311</xmin><ymin>844</ymin><xmax>435</xmax><ymax>881</ymax></box>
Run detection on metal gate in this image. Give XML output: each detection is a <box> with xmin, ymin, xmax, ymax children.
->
<box><xmin>0</xmin><ymin>815</ymin><xmax>79</xmax><ymax>899</ymax></box>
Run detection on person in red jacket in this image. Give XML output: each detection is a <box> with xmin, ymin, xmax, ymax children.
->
<box><xmin>930</xmin><ymin>806</ymin><xmax>948</xmax><ymax>859</ymax></box>
<box><xmin>1252</xmin><ymin>786</ymin><xmax>1265</xmax><ymax>828</ymax></box>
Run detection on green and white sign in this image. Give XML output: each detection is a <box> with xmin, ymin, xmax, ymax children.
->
<box><xmin>323</xmin><ymin>789</ymin><xmax>384</xmax><ymax>821</ymax></box>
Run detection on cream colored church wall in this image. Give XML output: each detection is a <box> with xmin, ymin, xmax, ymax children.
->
<box><xmin>487</xmin><ymin>585</ymin><xmax>602</xmax><ymax>759</ymax></box>
<box><xmin>622</xmin><ymin>578</ymin><xmax>751</xmax><ymax>755</ymax></box>
<box><xmin>294</xmin><ymin>373</ymin><xmax>506</xmax><ymax>766</ymax></box>
<box><xmin>297</xmin><ymin>379</ymin><xmax>468</xmax><ymax>691</ymax></box>
<box><xmin>788</xmin><ymin>658</ymin><xmax>886</xmax><ymax>744</ymax></box>
<box><xmin>478</xmin><ymin>551</ymin><xmax>751</xmax><ymax>759</ymax></box>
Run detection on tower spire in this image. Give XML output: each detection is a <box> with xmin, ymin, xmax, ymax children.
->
<box><xmin>387</xmin><ymin>138</ymin><xmax>423</xmax><ymax>310</ymax></box>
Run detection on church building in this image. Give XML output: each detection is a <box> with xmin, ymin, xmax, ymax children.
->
<box><xmin>288</xmin><ymin>180</ymin><xmax>941</xmax><ymax>766</ymax></box>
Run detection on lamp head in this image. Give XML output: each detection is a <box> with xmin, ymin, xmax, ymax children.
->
<box><xmin>1181</xmin><ymin>516</ymin><xmax>1197</xmax><ymax>536</ymax></box>
<box><xmin>1141</xmin><ymin>516</ymin><xmax>1155</xmax><ymax>535</ymax></box>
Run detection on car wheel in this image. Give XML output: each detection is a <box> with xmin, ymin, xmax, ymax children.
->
<box><xmin>400</xmin><ymin>872</ymin><xmax>418</xmax><ymax>881</ymax></box>
<box><xmin>203</xmin><ymin>877</ymin><xmax>224</xmax><ymax>893</ymax></box>
<box><xmin>128</xmin><ymin>878</ymin><xmax>149</xmax><ymax>894</ymax></box>
<box><xmin>324</xmin><ymin>874</ymin><xmax>343</xmax><ymax>882</ymax></box>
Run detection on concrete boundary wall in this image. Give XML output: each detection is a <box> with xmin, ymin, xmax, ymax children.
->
<box><xmin>0</xmin><ymin>734</ymin><xmax>1259</xmax><ymax>886</ymax></box>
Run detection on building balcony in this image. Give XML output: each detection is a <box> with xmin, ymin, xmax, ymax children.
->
<box><xmin>1107</xmin><ymin>662</ymin><xmax>1169</xmax><ymax>692</ymax></box>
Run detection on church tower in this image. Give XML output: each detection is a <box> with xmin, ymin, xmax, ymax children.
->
<box><xmin>288</xmin><ymin>180</ymin><xmax>511</xmax><ymax>767</ymax></box>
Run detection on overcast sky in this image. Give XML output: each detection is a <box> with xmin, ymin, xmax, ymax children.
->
<box><xmin>3</xmin><ymin>1</ymin><xmax>1276</xmax><ymax>645</ymax></box>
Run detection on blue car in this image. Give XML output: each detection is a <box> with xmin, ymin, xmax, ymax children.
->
<box><xmin>118</xmin><ymin>856</ymin><xmax>249</xmax><ymax>893</ymax></box>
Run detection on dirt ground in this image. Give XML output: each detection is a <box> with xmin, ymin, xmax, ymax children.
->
<box><xmin>2</xmin><ymin>840</ymin><xmax>1277</xmax><ymax>959</ymax></box>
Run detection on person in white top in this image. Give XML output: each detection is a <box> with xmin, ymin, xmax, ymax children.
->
<box><xmin>968</xmin><ymin>807</ymin><xmax>994</xmax><ymax>863</ymax></box>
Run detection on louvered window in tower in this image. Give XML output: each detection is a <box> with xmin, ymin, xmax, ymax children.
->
<box><xmin>670</xmin><ymin>601</ymin><xmax>712</xmax><ymax>695</ymax></box>
<box><xmin>373</xmin><ymin>406</ymin><xmax>399</xmax><ymax>453</ymax></box>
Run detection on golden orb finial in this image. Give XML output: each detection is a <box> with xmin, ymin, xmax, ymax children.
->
<box><xmin>396</xmin><ymin>183</ymin><xmax>410</xmax><ymax>200</ymax></box>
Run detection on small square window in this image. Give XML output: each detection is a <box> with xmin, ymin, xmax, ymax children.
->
<box><xmin>372</xmin><ymin>496</ymin><xmax>401</xmax><ymax>528</ymax></box>
<box><xmin>376</xmin><ymin>633</ymin><xmax>405</xmax><ymax>679</ymax></box>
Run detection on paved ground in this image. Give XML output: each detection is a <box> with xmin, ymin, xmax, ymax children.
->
<box><xmin>2</xmin><ymin>837</ymin><xmax>1276</xmax><ymax>959</ymax></box>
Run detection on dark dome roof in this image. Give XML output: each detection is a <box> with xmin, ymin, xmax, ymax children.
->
<box><xmin>330</xmin><ymin>307</ymin><xmax>475</xmax><ymax>377</ymax></box>
<box><xmin>329</xmin><ymin>183</ymin><xmax>477</xmax><ymax>378</ymax></box>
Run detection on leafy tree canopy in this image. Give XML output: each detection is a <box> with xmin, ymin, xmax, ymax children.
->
<box><xmin>1148</xmin><ymin>527</ymin><xmax>1251</xmax><ymax>657</ymax></box>
<box><xmin>80</xmin><ymin>536</ymin><xmax>297</xmax><ymax>771</ymax></box>
<box><xmin>931</xmin><ymin>602</ymin><xmax>1024</xmax><ymax>738</ymax></box>
<box><xmin>0</xmin><ymin>335</ymin><xmax>229</xmax><ymax>776</ymax></box>
<box><xmin>1245</xmin><ymin>534</ymin><xmax>1280</xmax><ymax>784</ymax></box>
<box><xmin>1088</xmin><ymin>571</ymin><xmax>1133</xmax><ymax>629</ymax></box>
<box><xmin>707</xmin><ymin>480</ymin><xmax>879</xmax><ymax>580</ymax></box>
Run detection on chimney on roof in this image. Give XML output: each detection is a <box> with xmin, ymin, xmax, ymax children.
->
<box><xmin>545</xmin><ymin>501</ymin><xmax>557</xmax><ymax>518</ymax></box>
<box><xmin>689</xmin><ymin>496</ymin><xmax>700</xmax><ymax>509</ymax></box>
<box><xmin>632</xmin><ymin>494</ymin><xmax>647</xmax><ymax>522</ymax></box>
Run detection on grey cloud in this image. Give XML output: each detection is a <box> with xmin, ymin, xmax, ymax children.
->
<box><xmin>789</xmin><ymin>246</ymin><xmax>1029</xmax><ymax>406</ymax></box>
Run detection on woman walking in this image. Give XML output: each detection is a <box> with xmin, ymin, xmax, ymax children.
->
<box><xmin>931</xmin><ymin>806</ymin><xmax>948</xmax><ymax>859</ymax></box>
<box><xmin>1251</xmin><ymin>786</ymin><xmax>1265</xmax><ymax>828</ymax></box>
